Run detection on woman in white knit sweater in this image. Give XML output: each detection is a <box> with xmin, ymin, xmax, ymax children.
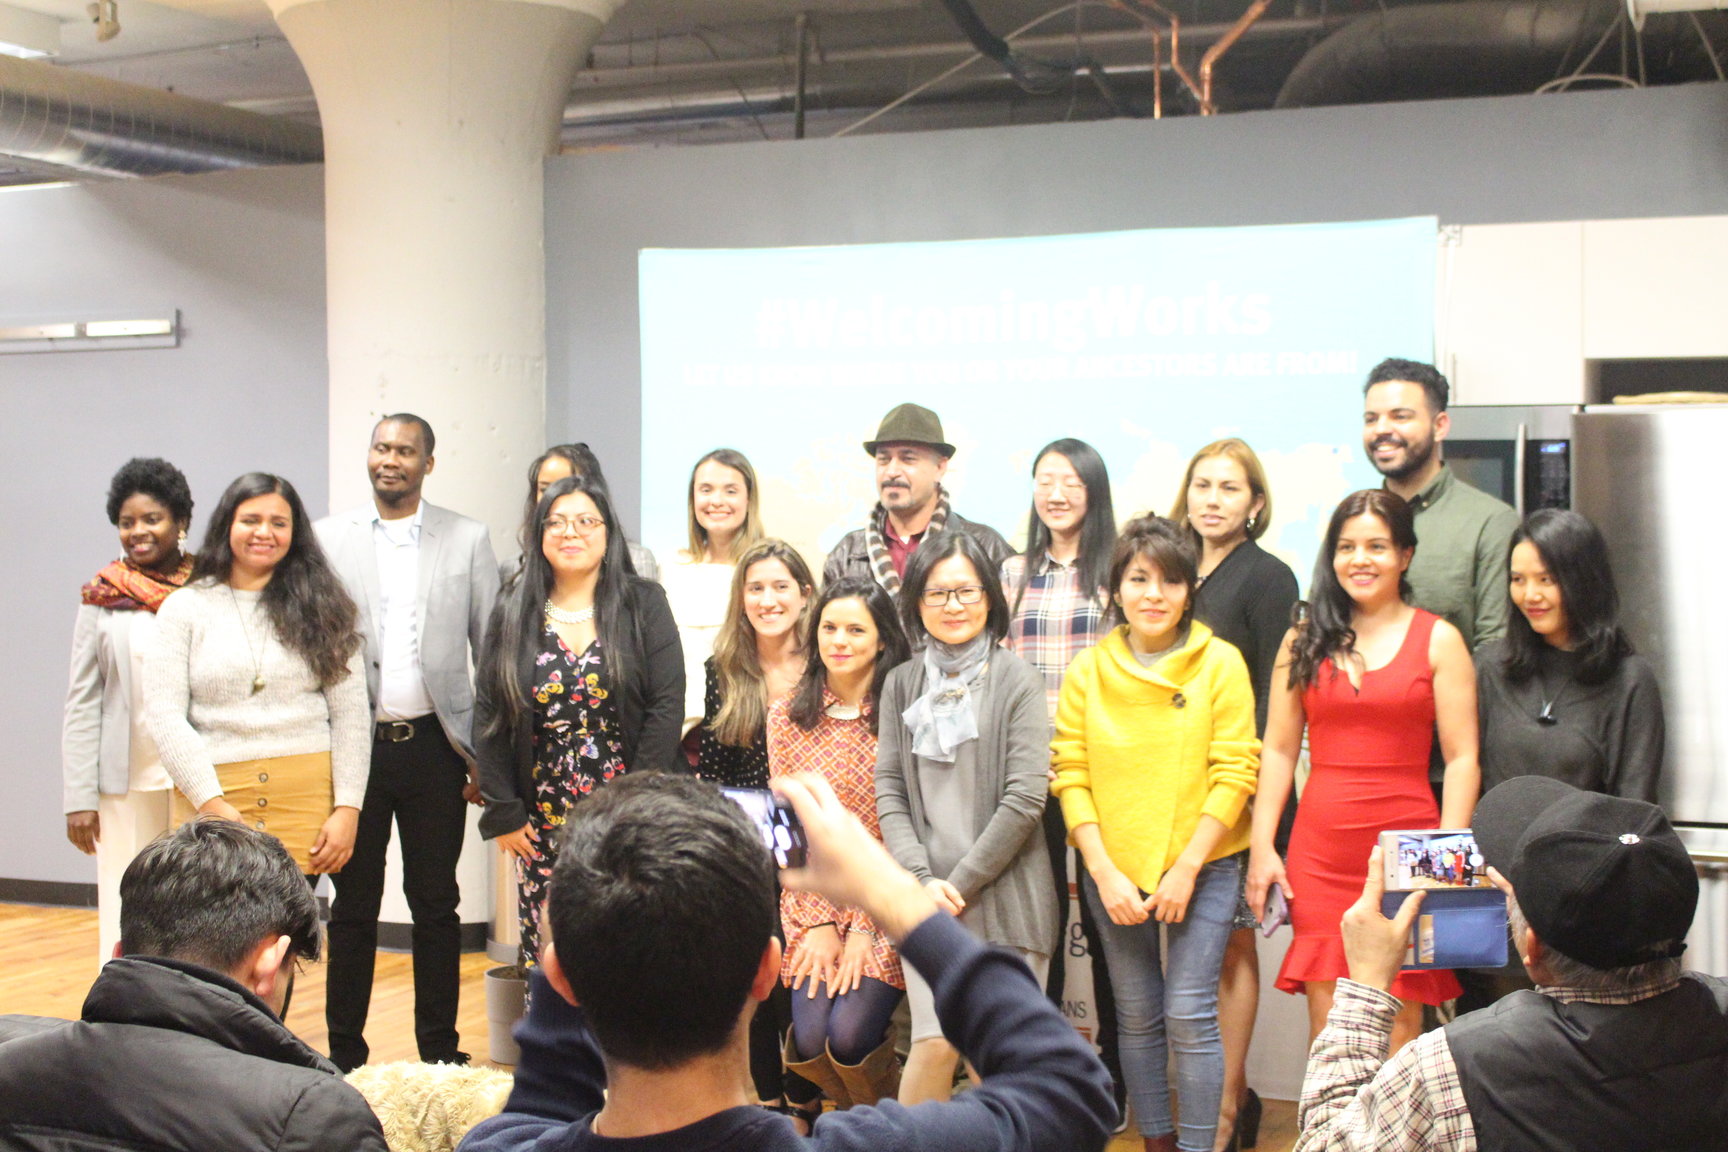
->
<box><xmin>146</xmin><ymin>473</ymin><xmax>369</xmax><ymax>875</ymax></box>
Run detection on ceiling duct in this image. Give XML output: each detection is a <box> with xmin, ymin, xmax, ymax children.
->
<box><xmin>1276</xmin><ymin>0</ymin><xmax>1631</xmax><ymax>107</ymax></box>
<box><xmin>0</xmin><ymin>53</ymin><xmax>321</xmax><ymax>179</ymax></box>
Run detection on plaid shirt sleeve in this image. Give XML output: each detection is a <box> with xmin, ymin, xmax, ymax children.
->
<box><xmin>1293</xmin><ymin>979</ymin><xmax>1476</xmax><ymax>1152</ymax></box>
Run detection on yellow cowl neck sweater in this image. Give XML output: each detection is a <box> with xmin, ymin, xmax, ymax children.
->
<box><xmin>1052</xmin><ymin>622</ymin><xmax>1260</xmax><ymax>893</ymax></box>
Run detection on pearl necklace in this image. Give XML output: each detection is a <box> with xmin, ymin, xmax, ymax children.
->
<box><xmin>544</xmin><ymin>599</ymin><xmax>596</xmax><ymax>625</ymax></box>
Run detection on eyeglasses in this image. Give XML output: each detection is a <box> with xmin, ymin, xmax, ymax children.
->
<box><xmin>921</xmin><ymin>585</ymin><xmax>986</xmax><ymax>608</ymax></box>
<box><xmin>1033</xmin><ymin>478</ymin><xmax>1086</xmax><ymax>495</ymax></box>
<box><xmin>543</xmin><ymin>515</ymin><xmax>606</xmax><ymax>537</ymax></box>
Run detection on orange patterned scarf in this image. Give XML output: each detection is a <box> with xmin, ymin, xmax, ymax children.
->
<box><xmin>80</xmin><ymin>555</ymin><xmax>194</xmax><ymax>612</ymax></box>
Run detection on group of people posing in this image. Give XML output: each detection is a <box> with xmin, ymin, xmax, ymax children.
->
<box><xmin>62</xmin><ymin>357</ymin><xmax>1666</xmax><ymax>1152</ymax></box>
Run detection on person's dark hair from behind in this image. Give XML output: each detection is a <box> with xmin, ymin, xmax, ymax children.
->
<box><xmin>897</xmin><ymin>530</ymin><xmax>1012</xmax><ymax>645</ymax></box>
<box><xmin>1364</xmin><ymin>356</ymin><xmax>1450</xmax><ymax>413</ymax></box>
<box><xmin>546</xmin><ymin>773</ymin><xmax>776</xmax><ymax>1069</ymax></box>
<box><xmin>1501</xmin><ymin>508</ymin><xmax>1634</xmax><ymax>686</ymax></box>
<box><xmin>119</xmin><ymin>817</ymin><xmax>321</xmax><ymax>970</ymax></box>
<box><xmin>106</xmin><ymin>456</ymin><xmax>195</xmax><ymax>526</ymax></box>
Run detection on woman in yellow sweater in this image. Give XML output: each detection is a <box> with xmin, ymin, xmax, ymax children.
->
<box><xmin>1053</xmin><ymin>515</ymin><xmax>1259</xmax><ymax>1152</ymax></box>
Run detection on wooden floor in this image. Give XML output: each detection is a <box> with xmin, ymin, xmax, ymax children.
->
<box><xmin>1</xmin><ymin>902</ymin><xmax>1299</xmax><ymax>1151</ymax></box>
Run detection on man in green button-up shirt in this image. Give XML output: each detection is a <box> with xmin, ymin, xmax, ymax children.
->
<box><xmin>1361</xmin><ymin>358</ymin><xmax>1520</xmax><ymax>654</ymax></box>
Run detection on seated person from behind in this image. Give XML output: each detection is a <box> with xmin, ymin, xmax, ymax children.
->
<box><xmin>0</xmin><ymin>818</ymin><xmax>387</xmax><ymax>1151</ymax></box>
<box><xmin>459</xmin><ymin>772</ymin><xmax>1116</xmax><ymax>1152</ymax></box>
<box><xmin>1295</xmin><ymin>776</ymin><xmax>1727</xmax><ymax>1151</ymax></box>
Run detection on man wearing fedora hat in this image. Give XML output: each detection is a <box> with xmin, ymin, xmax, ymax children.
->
<box><xmin>1293</xmin><ymin>776</ymin><xmax>1726</xmax><ymax>1151</ymax></box>
<box><xmin>824</xmin><ymin>403</ymin><xmax>1014</xmax><ymax>594</ymax></box>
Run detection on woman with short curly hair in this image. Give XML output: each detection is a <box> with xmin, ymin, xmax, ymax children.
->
<box><xmin>63</xmin><ymin>457</ymin><xmax>197</xmax><ymax>961</ymax></box>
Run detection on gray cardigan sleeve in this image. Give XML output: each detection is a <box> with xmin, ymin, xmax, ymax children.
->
<box><xmin>62</xmin><ymin>605</ymin><xmax>107</xmax><ymax>813</ymax></box>
<box><xmin>874</xmin><ymin>664</ymin><xmax>934</xmax><ymax>881</ymax></box>
<box><xmin>947</xmin><ymin>658</ymin><xmax>1050</xmax><ymax>901</ymax></box>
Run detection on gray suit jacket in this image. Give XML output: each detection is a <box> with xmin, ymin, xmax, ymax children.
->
<box><xmin>314</xmin><ymin>501</ymin><xmax>499</xmax><ymax>763</ymax></box>
<box><xmin>62</xmin><ymin>604</ymin><xmax>144</xmax><ymax>810</ymax></box>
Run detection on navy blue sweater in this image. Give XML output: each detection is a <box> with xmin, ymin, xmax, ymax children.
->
<box><xmin>458</xmin><ymin>912</ymin><xmax>1115</xmax><ymax>1152</ymax></box>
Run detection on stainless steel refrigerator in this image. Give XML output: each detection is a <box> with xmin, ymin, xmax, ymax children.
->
<box><xmin>1572</xmin><ymin>405</ymin><xmax>1728</xmax><ymax>975</ymax></box>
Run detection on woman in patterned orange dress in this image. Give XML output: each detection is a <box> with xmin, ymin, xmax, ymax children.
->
<box><xmin>768</xmin><ymin>576</ymin><xmax>910</xmax><ymax>1113</ymax></box>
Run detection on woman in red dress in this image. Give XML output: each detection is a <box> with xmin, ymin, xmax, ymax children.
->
<box><xmin>1247</xmin><ymin>490</ymin><xmax>1479</xmax><ymax>1052</ymax></box>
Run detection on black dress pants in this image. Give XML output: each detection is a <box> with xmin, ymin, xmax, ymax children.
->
<box><xmin>326</xmin><ymin>718</ymin><xmax>469</xmax><ymax>1069</ymax></box>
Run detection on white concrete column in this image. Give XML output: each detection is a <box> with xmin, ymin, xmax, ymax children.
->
<box><xmin>268</xmin><ymin>0</ymin><xmax>620</xmax><ymax>936</ymax></box>
<box><xmin>269</xmin><ymin>0</ymin><xmax>620</xmax><ymax>550</ymax></box>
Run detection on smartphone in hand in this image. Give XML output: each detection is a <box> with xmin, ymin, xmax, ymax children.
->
<box><xmin>721</xmin><ymin>786</ymin><xmax>808</xmax><ymax>869</ymax></box>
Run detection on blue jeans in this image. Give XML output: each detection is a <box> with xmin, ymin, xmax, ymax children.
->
<box><xmin>1083</xmin><ymin>856</ymin><xmax>1238</xmax><ymax>1151</ymax></box>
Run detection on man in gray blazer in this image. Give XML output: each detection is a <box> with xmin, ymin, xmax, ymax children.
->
<box><xmin>314</xmin><ymin>413</ymin><xmax>499</xmax><ymax>1070</ymax></box>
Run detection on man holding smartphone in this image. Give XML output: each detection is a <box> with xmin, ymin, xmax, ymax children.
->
<box><xmin>460</xmin><ymin>772</ymin><xmax>1116</xmax><ymax>1152</ymax></box>
<box><xmin>1293</xmin><ymin>777</ymin><xmax>1726</xmax><ymax>1151</ymax></box>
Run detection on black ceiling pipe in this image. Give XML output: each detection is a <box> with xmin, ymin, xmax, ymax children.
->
<box><xmin>1275</xmin><ymin>0</ymin><xmax>1627</xmax><ymax>108</ymax></box>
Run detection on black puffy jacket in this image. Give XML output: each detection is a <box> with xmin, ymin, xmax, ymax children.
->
<box><xmin>0</xmin><ymin>956</ymin><xmax>386</xmax><ymax>1152</ymax></box>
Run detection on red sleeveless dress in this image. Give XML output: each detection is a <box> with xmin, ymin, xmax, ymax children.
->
<box><xmin>1275</xmin><ymin>609</ymin><xmax>1462</xmax><ymax>1004</ymax></box>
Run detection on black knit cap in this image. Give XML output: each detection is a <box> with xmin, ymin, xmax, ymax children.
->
<box><xmin>1475</xmin><ymin>776</ymin><xmax>1697</xmax><ymax>970</ymax></box>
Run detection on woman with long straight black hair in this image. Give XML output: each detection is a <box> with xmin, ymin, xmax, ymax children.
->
<box><xmin>1477</xmin><ymin>508</ymin><xmax>1663</xmax><ymax>802</ymax></box>
<box><xmin>474</xmin><ymin>473</ymin><xmax>684</xmax><ymax>967</ymax></box>
<box><xmin>1000</xmin><ymin>437</ymin><xmax>1124</xmax><ymax>1121</ymax></box>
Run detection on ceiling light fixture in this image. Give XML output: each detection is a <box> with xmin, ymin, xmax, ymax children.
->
<box><xmin>0</xmin><ymin>312</ymin><xmax>180</xmax><ymax>354</ymax></box>
<box><xmin>88</xmin><ymin>0</ymin><xmax>118</xmax><ymax>44</ymax></box>
<box><xmin>0</xmin><ymin>2</ymin><xmax>60</xmax><ymax>58</ymax></box>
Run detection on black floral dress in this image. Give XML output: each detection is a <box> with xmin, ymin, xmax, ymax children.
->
<box><xmin>518</xmin><ymin>628</ymin><xmax>626</xmax><ymax>967</ymax></box>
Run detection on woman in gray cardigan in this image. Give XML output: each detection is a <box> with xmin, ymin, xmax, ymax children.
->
<box><xmin>875</xmin><ymin>531</ymin><xmax>1055</xmax><ymax>1105</ymax></box>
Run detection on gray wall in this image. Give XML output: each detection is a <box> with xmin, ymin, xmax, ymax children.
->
<box><xmin>0</xmin><ymin>165</ymin><xmax>328</xmax><ymax>888</ymax></box>
<box><xmin>546</xmin><ymin>81</ymin><xmax>1728</xmax><ymax>507</ymax></box>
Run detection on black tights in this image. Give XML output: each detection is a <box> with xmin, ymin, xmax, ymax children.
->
<box><xmin>788</xmin><ymin>976</ymin><xmax>902</xmax><ymax>1066</ymax></box>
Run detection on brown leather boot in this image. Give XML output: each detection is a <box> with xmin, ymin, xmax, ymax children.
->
<box><xmin>830</xmin><ymin>1036</ymin><xmax>902</xmax><ymax>1108</ymax></box>
<box><xmin>783</xmin><ymin>1033</ymin><xmax>852</xmax><ymax>1111</ymax></box>
<box><xmin>1143</xmin><ymin>1136</ymin><xmax>1179</xmax><ymax>1152</ymax></box>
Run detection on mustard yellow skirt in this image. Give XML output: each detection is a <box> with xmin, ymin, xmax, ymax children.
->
<box><xmin>172</xmin><ymin>752</ymin><xmax>334</xmax><ymax>874</ymax></box>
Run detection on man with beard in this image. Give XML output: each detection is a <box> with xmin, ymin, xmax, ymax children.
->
<box><xmin>823</xmin><ymin>403</ymin><xmax>1014</xmax><ymax>596</ymax></box>
<box><xmin>1362</xmin><ymin>359</ymin><xmax>1518</xmax><ymax>653</ymax></box>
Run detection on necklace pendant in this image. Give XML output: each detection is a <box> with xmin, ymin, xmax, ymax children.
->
<box><xmin>252</xmin><ymin>675</ymin><xmax>265</xmax><ymax>695</ymax></box>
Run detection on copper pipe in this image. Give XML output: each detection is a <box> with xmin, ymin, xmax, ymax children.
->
<box><xmin>1107</xmin><ymin>0</ymin><xmax>1163</xmax><ymax>117</ymax></box>
<box><xmin>1128</xmin><ymin>0</ymin><xmax>1205</xmax><ymax>108</ymax></box>
<box><xmin>1198</xmin><ymin>0</ymin><xmax>1273</xmax><ymax>114</ymax></box>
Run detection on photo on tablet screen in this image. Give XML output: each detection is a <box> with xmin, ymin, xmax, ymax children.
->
<box><xmin>1380</xmin><ymin>829</ymin><xmax>1492</xmax><ymax>890</ymax></box>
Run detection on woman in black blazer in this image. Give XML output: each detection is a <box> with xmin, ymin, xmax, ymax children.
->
<box><xmin>475</xmin><ymin>474</ymin><xmax>685</xmax><ymax>966</ymax></box>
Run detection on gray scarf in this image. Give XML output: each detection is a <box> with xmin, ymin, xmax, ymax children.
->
<box><xmin>901</xmin><ymin>634</ymin><xmax>991</xmax><ymax>763</ymax></box>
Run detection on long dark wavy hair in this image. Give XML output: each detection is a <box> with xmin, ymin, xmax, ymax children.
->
<box><xmin>710</xmin><ymin>539</ymin><xmax>816</xmax><ymax>747</ymax></box>
<box><xmin>481</xmin><ymin>475</ymin><xmax>642</xmax><ymax>741</ymax></box>
<box><xmin>787</xmin><ymin>577</ymin><xmax>909</xmax><ymax>735</ymax></box>
<box><xmin>1501</xmin><ymin>509</ymin><xmax>1632</xmax><ymax>685</ymax></box>
<box><xmin>1013</xmin><ymin>438</ymin><xmax>1115</xmax><ymax>617</ymax></box>
<box><xmin>1287</xmin><ymin>489</ymin><xmax>1416</xmax><ymax>691</ymax></box>
<box><xmin>192</xmin><ymin>473</ymin><xmax>359</xmax><ymax>689</ymax></box>
<box><xmin>510</xmin><ymin>444</ymin><xmax>634</xmax><ymax>586</ymax></box>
